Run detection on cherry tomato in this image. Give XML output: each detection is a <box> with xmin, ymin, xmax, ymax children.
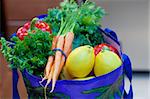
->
<box><xmin>94</xmin><ymin>43</ymin><xmax>120</xmax><ymax>57</ymax></box>
<box><xmin>16</xmin><ymin>20</ymin><xmax>52</xmax><ymax>40</ymax></box>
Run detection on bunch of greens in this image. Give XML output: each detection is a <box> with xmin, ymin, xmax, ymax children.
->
<box><xmin>44</xmin><ymin>0</ymin><xmax>106</xmax><ymax>49</ymax></box>
<box><xmin>0</xmin><ymin>29</ymin><xmax>54</xmax><ymax>76</ymax></box>
<box><xmin>0</xmin><ymin>0</ymin><xmax>106</xmax><ymax>76</ymax></box>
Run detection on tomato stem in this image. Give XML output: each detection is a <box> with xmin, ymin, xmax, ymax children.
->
<box><xmin>30</xmin><ymin>18</ymin><xmax>39</xmax><ymax>31</ymax></box>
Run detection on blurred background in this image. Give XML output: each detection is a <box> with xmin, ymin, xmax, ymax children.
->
<box><xmin>0</xmin><ymin>0</ymin><xmax>150</xmax><ymax>98</ymax></box>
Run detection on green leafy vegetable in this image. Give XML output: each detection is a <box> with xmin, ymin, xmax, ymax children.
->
<box><xmin>0</xmin><ymin>0</ymin><xmax>106</xmax><ymax>76</ymax></box>
<box><xmin>44</xmin><ymin>0</ymin><xmax>106</xmax><ymax>49</ymax></box>
<box><xmin>0</xmin><ymin>29</ymin><xmax>54</xmax><ymax>76</ymax></box>
<box><xmin>44</xmin><ymin>8</ymin><xmax>62</xmax><ymax>35</ymax></box>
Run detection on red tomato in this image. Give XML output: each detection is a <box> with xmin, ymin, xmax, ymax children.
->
<box><xmin>16</xmin><ymin>27</ymin><xmax>28</xmax><ymax>40</ymax></box>
<box><xmin>94</xmin><ymin>43</ymin><xmax>120</xmax><ymax>57</ymax></box>
<box><xmin>16</xmin><ymin>20</ymin><xmax>52</xmax><ymax>40</ymax></box>
<box><xmin>23</xmin><ymin>22</ymin><xmax>30</xmax><ymax>30</ymax></box>
<box><xmin>35</xmin><ymin>21</ymin><xmax>52</xmax><ymax>34</ymax></box>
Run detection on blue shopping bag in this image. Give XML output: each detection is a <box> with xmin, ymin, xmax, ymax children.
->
<box><xmin>11</xmin><ymin>15</ymin><xmax>133</xmax><ymax>99</ymax></box>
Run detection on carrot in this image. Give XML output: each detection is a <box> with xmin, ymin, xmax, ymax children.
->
<box><xmin>56</xmin><ymin>46</ymin><xmax>72</xmax><ymax>79</ymax></box>
<box><xmin>64</xmin><ymin>32</ymin><xmax>74</xmax><ymax>56</ymax></box>
<box><xmin>59</xmin><ymin>32</ymin><xmax>74</xmax><ymax>69</ymax></box>
<box><xmin>39</xmin><ymin>56</ymin><xmax>54</xmax><ymax>87</ymax></box>
<box><xmin>44</xmin><ymin>36</ymin><xmax>58</xmax><ymax>76</ymax></box>
<box><xmin>52</xmin><ymin>36</ymin><xmax>59</xmax><ymax>49</ymax></box>
<box><xmin>50</xmin><ymin>32</ymin><xmax>74</xmax><ymax>92</ymax></box>
<box><xmin>45</xmin><ymin>56</ymin><xmax>54</xmax><ymax>77</ymax></box>
<box><xmin>54</xmin><ymin>32</ymin><xmax>74</xmax><ymax>81</ymax></box>
<box><xmin>43</xmin><ymin>36</ymin><xmax>59</xmax><ymax>78</ymax></box>
<box><xmin>60</xmin><ymin>32</ymin><xmax>74</xmax><ymax>68</ymax></box>
<box><xmin>44</xmin><ymin>64</ymin><xmax>54</xmax><ymax>99</ymax></box>
<box><xmin>50</xmin><ymin>35</ymin><xmax>64</xmax><ymax>92</ymax></box>
<box><xmin>45</xmin><ymin>65</ymin><xmax>54</xmax><ymax>88</ymax></box>
<box><xmin>40</xmin><ymin>36</ymin><xmax>59</xmax><ymax>87</ymax></box>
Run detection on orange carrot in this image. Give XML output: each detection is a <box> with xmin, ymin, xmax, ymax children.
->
<box><xmin>54</xmin><ymin>32</ymin><xmax>74</xmax><ymax>81</ymax></box>
<box><xmin>56</xmin><ymin>46</ymin><xmax>72</xmax><ymax>78</ymax></box>
<box><xmin>63</xmin><ymin>32</ymin><xmax>74</xmax><ymax>55</ymax></box>
<box><xmin>40</xmin><ymin>36</ymin><xmax>59</xmax><ymax>86</ymax></box>
<box><xmin>52</xmin><ymin>36</ymin><xmax>59</xmax><ymax>49</ymax></box>
<box><xmin>59</xmin><ymin>32</ymin><xmax>74</xmax><ymax>68</ymax></box>
<box><xmin>50</xmin><ymin>32</ymin><xmax>74</xmax><ymax>92</ymax></box>
<box><xmin>44</xmin><ymin>64</ymin><xmax>54</xmax><ymax>99</ymax></box>
<box><xmin>60</xmin><ymin>32</ymin><xmax>74</xmax><ymax>67</ymax></box>
<box><xmin>50</xmin><ymin>35</ymin><xmax>64</xmax><ymax>92</ymax></box>
<box><xmin>45</xmin><ymin>65</ymin><xmax>54</xmax><ymax>88</ymax></box>
<box><xmin>45</xmin><ymin>56</ymin><xmax>54</xmax><ymax>77</ymax></box>
<box><xmin>45</xmin><ymin>36</ymin><xmax>58</xmax><ymax>75</ymax></box>
<box><xmin>42</xmin><ymin>36</ymin><xmax>59</xmax><ymax>80</ymax></box>
<box><xmin>40</xmin><ymin>56</ymin><xmax>54</xmax><ymax>86</ymax></box>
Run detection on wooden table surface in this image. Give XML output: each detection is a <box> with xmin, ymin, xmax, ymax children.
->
<box><xmin>0</xmin><ymin>52</ymin><xmax>27</xmax><ymax>98</ymax></box>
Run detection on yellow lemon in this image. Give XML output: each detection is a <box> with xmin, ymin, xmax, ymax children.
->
<box><xmin>94</xmin><ymin>50</ymin><xmax>122</xmax><ymax>76</ymax></box>
<box><xmin>73</xmin><ymin>76</ymin><xmax>95</xmax><ymax>80</ymax></box>
<box><xmin>66</xmin><ymin>45</ymin><xmax>95</xmax><ymax>78</ymax></box>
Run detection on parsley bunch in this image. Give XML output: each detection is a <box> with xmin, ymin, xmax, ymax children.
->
<box><xmin>0</xmin><ymin>29</ymin><xmax>54</xmax><ymax>76</ymax></box>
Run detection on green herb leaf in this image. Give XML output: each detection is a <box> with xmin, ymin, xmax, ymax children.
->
<box><xmin>0</xmin><ymin>29</ymin><xmax>54</xmax><ymax>76</ymax></box>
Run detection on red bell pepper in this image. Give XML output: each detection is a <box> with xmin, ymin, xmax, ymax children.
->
<box><xmin>16</xmin><ymin>20</ymin><xmax>52</xmax><ymax>40</ymax></box>
<box><xmin>94</xmin><ymin>43</ymin><xmax>120</xmax><ymax>56</ymax></box>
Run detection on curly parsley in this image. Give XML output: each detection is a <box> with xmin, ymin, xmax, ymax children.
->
<box><xmin>0</xmin><ymin>29</ymin><xmax>54</xmax><ymax>76</ymax></box>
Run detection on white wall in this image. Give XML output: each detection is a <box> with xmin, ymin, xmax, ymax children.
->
<box><xmin>92</xmin><ymin>0</ymin><xmax>150</xmax><ymax>71</ymax></box>
<box><xmin>148</xmin><ymin>0</ymin><xmax>150</xmax><ymax>72</ymax></box>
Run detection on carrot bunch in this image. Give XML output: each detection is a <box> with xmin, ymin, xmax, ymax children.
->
<box><xmin>40</xmin><ymin>14</ymin><xmax>76</xmax><ymax>96</ymax></box>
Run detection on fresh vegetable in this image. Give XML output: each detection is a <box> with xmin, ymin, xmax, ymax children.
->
<box><xmin>17</xmin><ymin>18</ymin><xmax>52</xmax><ymax>40</ymax></box>
<box><xmin>44</xmin><ymin>0</ymin><xmax>106</xmax><ymax>48</ymax></box>
<box><xmin>51</xmin><ymin>35</ymin><xmax>64</xmax><ymax>92</ymax></box>
<box><xmin>59</xmin><ymin>45</ymin><xmax>73</xmax><ymax>80</ymax></box>
<box><xmin>94</xmin><ymin>43</ymin><xmax>120</xmax><ymax>56</ymax></box>
<box><xmin>45</xmin><ymin>64</ymin><xmax>54</xmax><ymax>89</ymax></box>
<box><xmin>0</xmin><ymin>0</ymin><xmax>108</xmax><ymax>94</ymax></box>
<box><xmin>45</xmin><ymin>56</ymin><xmax>54</xmax><ymax>78</ymax></box>
<box><xmin>73</xmin><ymin>1</ymin><xmax>106</xmax><ymax>48</ymax></box>
<box><xmin>94</xmin><ymin>50</ymin><xmax>122</xmax><ymax>77</ymax></box>
<box><xmin>44</xmin><ymin>64</ymin><xmax>54</xmax><ymax>99</ymax></box>
<box><xmin>16</xmin><ymin>27</ymin><xmax>28</xmax><ymax>40</ymax></box>
<box><xmin>58</xmin><ymin>32</ymin><xmax>74</xmax><ymax>74</ymax></box>
<box><xmin>23</xmin><ymin>22</ymin><xmax>30</xmax><ymax>29</ymax></box>
<box><xmin>0</xmin><ymin>29</ymin><xmax>54</xmax><ymax>76</ymax></box>
<box><xmin>52</xmin><ymin>36</ymin><xmax>59</xmax><ymax>49</ymax></box>
<box><xmin>40</xmin><ymin>36</ymin><xmax>58</xmax><ymax>84</ymax></box>
<box><xmin>35</xmin><ymin>21</ymin><xmax>52</xmax><ymax>33</ymax></box>
<box><xmin>66</xmin><ymin>45</ymin><xmax>95</xmax><ymax>78</ymax></box>
<box><xmin>44</xmin><ymin>3</ymin><xmax>78</xmax><ymax>92</ymax></box>
<box><xmin>51</xmin><ymin>32</ymin><xmax>74</xmax><ymax>81</ymax></box>
<box><xmin>42</xmin><ymin>36</ymin><xmax>58</xmax><ymax>81</ymax></box>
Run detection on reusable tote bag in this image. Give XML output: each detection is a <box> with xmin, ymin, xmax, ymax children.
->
<box><xmin>11</xmin><ymin>15</ymin><xmax>133</xmax><ymax>99</ymax></box>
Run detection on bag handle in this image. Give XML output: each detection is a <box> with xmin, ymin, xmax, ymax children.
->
<box><xmin>104</xmin><ymin>28</ymin><xmax>118</xmax><ymax>41</ymax></box>
<box><xmin>122</xmin><ymin>54</ymin><xmax>133</xmax><ymax>99</ymax></box>
<box><xmin>12</xmin><ymin>68</ymin><xmax>20</xmax><ymax>99</ymax></box>
<box><xmin>104</xmin><ymin>28</ymin><xmax>133</xmax><ymax>98</ymax></box>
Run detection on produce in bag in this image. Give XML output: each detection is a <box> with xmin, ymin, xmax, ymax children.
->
<box><xmin>65</xmin><ymin>45</ymin><xmax>95</xmax><ymax>78</ymax></box>
<box><xmin>94</xmin><ymin>43</ymin><xmax>120</xmax><ymax>56</ymax></box>
<box><xmin>16</xmin><ymin>18</ymin><xmax>52</xmax><ymax>40</ymax></box>
<box><xmin>0</xmin><ymin>0</ymin><xmax>133</xmax><ymax>99</ymax></box>
<box><xmin>94</xmin><ymin>50</ymin><xmax>122</xmax><ymax>76</ymax></box>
